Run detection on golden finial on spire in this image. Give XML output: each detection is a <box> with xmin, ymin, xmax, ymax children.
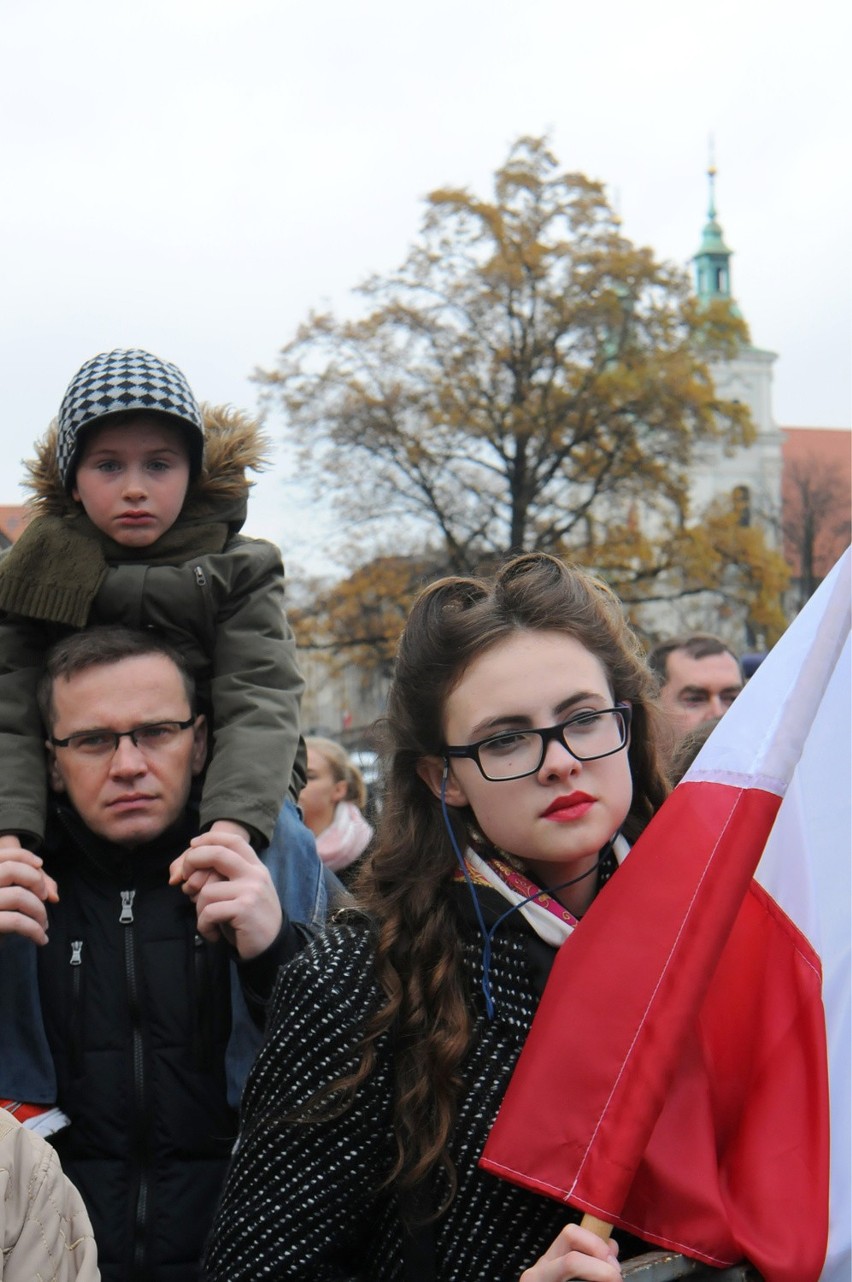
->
<box><xmin>706</xmin><ymin>136</ymin><xmax>718</xmax><ymax>217</ymax></box>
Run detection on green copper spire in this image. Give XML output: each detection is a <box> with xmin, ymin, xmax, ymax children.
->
<box><xmin>693</xmin><ymin>148</ymin><xmax>737</xmax><ymax>310</ymax></box>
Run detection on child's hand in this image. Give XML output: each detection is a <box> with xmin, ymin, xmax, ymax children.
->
<box><xmin>167</xmin><ymin>820</ymin><xmax>252</xmax><ymax>904</ymax></box>
<box><xmin>0</xmin><ymin>834</ymin><xmax>59</xmax><ymax>945</ymax></box>
<box><xmin>208</xmin><ymin>818</ymin><xmax>251</xmax><ymax>843</ymax></box>
<box><xmin>168</xmin><ymin>829</ymin><xmax>282</xmax><ymax>959</ymax></box>
<box><xmin>520</xmin><ymin>1224</ymin><xmax>621</xmax><ymax>1282</ymax></box>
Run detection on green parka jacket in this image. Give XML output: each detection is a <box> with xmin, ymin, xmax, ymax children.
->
<box><xmin>0</xmin><ymin>406</ymin><xmax>306</xmax><ymax>848</ymax></box>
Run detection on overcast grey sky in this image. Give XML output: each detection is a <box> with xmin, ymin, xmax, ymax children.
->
<box><xmin>2</xmin><ymin>0</ymin><xmax>849</xmax><ymax>577</ymax></box>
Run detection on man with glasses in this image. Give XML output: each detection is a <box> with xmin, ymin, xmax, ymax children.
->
<box><xmin>0</xmin><ymin>625</ymin><xmax>322</xmax><ymax>1281</ymax></box>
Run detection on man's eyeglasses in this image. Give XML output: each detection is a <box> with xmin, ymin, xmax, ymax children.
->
<box><xmin>443</xmin><ymin>705</ymin><xmax>631</xmax><ymax>781</ymax></box>
<box><xmin>50</xmin><ymin>719</ymin><xmax>196</xmax><ymax>758</ymax></box>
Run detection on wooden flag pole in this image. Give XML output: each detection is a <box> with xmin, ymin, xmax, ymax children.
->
<box><xmin>580</xmin><ymin>1214</ymin><xmax>614</xmax><ymax>1241</ymax></box>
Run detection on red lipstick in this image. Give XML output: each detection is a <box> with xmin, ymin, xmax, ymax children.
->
<box><xmin>542</xmin><ymin>792</ymin><xmax>594</xmax><ymax>821</ymax></box>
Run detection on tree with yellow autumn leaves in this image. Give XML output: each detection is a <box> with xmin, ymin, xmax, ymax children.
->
<box><xmin>261</xmin><ymin>136</ymin><xmax>788</xmax><ymax>678</ymax></box>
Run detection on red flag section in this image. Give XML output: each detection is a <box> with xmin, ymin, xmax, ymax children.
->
<box><xmin>480</xmin><ymin>782</ymin><xmax>829</xmax><ymax>1280</ymax></box>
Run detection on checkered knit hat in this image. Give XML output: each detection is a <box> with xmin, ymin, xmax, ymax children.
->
<box><xmin>57</xmin><ymin>348</ymin><xmax>204</xmax><ymax>489</ymax></box>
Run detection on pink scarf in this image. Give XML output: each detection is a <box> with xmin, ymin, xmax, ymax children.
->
<box><xmin>315</xmin><ymin>801</ymin><xmax>374</xmax><ymax>873</ymax></box>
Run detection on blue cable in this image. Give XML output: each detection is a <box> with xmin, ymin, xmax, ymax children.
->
<box><xmin>439</xmin><ymin>770</ymin><xmax>606</xmax><ymax>1021</ymax></box>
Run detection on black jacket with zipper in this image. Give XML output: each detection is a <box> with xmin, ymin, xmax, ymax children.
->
<box><xmin>38</xmin><ymin>800</ymin><xmax>285</xmax><ymax>1282</ymax></box>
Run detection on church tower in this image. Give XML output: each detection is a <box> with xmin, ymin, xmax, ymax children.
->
<box><xmin>688</xmin><ymin>158</ymin><xmax>783</xmax><ymax>534</ymax></box>
<box><xmin>693</xmin><ymin>158</ymin><xmax>736</xmax><ymax>309</ymax></box>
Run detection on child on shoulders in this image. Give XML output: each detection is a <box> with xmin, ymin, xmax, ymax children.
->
<box><xmin>0</xmin><ymin>347</ymin><xmax>313</xmax><ymax>1126</ymax></box>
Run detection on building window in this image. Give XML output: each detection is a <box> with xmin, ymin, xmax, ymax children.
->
<box><xmin>732</xmin><ymin>484</ymin><xmax>751</xmax><ymax>527</ymax></box>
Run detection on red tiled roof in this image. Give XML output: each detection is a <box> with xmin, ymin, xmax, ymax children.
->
<box><xmin>0</xmin><ymin>505</ymin><xmax>31</xmax><ymax>546</ymax></box>
<box><xmin>781</xmin><ymin>428</ymin><xmax>851</xmax><ymax>578</ymax></box>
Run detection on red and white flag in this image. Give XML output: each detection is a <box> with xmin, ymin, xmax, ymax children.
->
<box><xmin>480</xmin><ymin>548</ymin><xmax>851</xmax><ymax>1282</ymax></box>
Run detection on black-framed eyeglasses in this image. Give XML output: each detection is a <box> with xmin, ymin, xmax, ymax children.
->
<box><xmin>443</xmin><ymin>704</ymin><xmax>632</xmax><ymax>781</ymax></box>
<box><xmin>50</xmin><ymin>718</ymin><xmax>196</xmax><ymax>758</ymax></box>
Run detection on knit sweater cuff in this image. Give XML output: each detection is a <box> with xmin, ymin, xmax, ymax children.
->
<box><xmin>0</xmin><ymin>573</ymin><xmax>96</xmax><ymax>629</ymax></box>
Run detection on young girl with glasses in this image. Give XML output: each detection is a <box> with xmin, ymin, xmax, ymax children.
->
<box><xmin>204</xmin><ymin>553</ymin><xmax>668</xmax><ymax>1282</ymax></box>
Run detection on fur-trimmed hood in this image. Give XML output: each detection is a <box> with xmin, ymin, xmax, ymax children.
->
<box><xmin>23</xmin><ymin>404</ymin><xmax>272</xmax><ymax>517</ymax></box>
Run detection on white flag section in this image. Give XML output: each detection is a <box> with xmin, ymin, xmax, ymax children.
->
<box><xmin>686</xmin><ymin>548</ymin><xmax>851</xmax><ymax>1282</ymax></box>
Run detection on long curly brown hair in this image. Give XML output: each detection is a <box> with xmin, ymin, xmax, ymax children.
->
<box><xmin>344</xmin><ymin>553</ymin><xmax>669</xmax><ymax>1204</ymax></box>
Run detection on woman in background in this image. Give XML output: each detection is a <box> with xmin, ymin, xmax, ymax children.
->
<box><xmin>301</xmin><ymin>736</ymin><xmax>374</xmax><ymax>882</ymax></box>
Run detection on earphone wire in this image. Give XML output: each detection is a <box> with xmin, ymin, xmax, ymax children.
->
<box><xmin>439</xmin><ymin>771</ymin><xmax>605</xmax><ymax>1020</ymax></box>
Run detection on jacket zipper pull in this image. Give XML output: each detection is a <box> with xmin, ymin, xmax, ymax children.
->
<box><xmin>194</xmin><ymin>565</ymin><xmax>207</xmax><ymax>587</ymax></box>
<box><xmin>119</xmin><ymin>890</ymin><xmax>136</xmax><ymax>924</ymax></box>
<box><xmin>69</xmin><ymin>939</ymin><xmax>84</xmax><ymax>1068</ymax></box>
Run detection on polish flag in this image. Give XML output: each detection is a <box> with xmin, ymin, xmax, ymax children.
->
<box><xmin>480</xmin><ymin>549</ymin><xmax>851</xmax><ymax>1282</ymax></box>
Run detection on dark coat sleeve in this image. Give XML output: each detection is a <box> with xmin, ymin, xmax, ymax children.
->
<box><xmin>234</xmin><ymin>919</ymin><xmax>316</xmax><ymax>1029</ymax></box>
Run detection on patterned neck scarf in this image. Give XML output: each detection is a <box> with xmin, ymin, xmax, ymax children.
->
<box><xmin>454</xmin><ymin>835</ymin><xmax>629</xmax><ymax>949</ymax></box>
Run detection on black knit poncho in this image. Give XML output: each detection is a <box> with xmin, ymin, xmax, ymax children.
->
<box><xmin>203</xmin><ymin>896</ymin><xmax>648</xmax><ymax>1281</ymax></box>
